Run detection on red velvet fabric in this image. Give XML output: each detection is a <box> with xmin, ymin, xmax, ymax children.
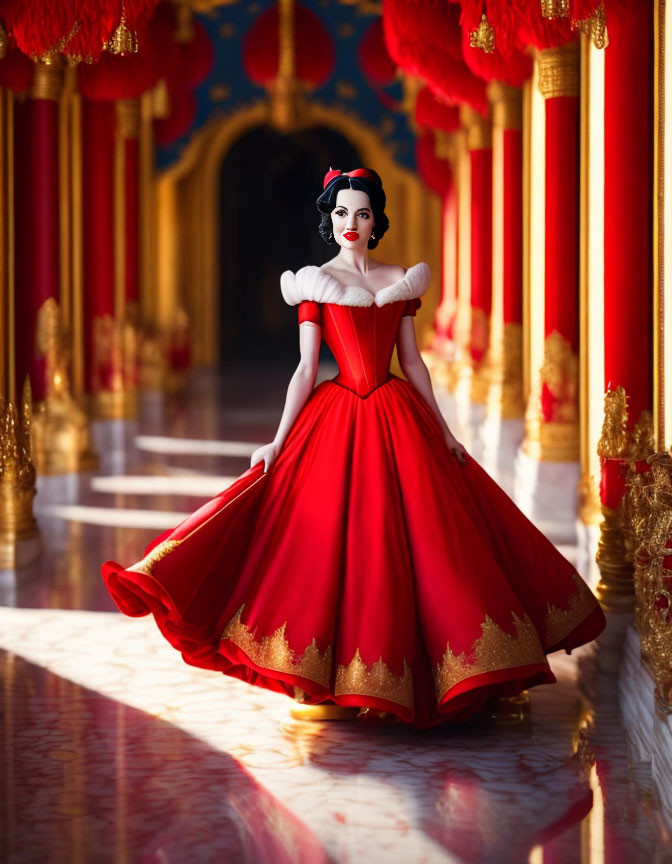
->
<box><xmin>103</xmin><ymin>298</ymin><xmax>605</xmax><ymax>728</ymax></box>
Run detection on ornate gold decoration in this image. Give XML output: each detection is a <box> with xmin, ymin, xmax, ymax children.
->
<box><xmin>488</xmin><ymin>83</ymin><xmax>523</xmax><ymax>131</ymax></box>
<box><xmin>544</xmin><ymin>573</ymin><xmax>599</xmax><ymax>646</ymax></box>
<box><xmin>541</xmin><ymin>0</ymin><xmax>569</xmax><ymax>18</ymax></box>
<box><xmin>116</xmin><ymin>99</ymin><xmax>141</xmax><ymax>140</ymax></box>
<box><xmin>107</xmin><ymin>4</ymin><xmax>139</xmax><ymax>55</ymax></box>
<box><xmin>434</xmin><ymin>611</ymin><xmax>546</xmax><ymax>702</ymax></box>
<box><xmin>597</xmin><ymin>386</ymin><xmax>629</xmax><ymax>458</ymax></box>
<box><xmin>485</xmin><ymin>322</ymin><xmax>525</xmax><ymax>419</ymax></box>
<box><xmin>469</xmin><ymin>13</ymin><xmax>495</xmax><ymax>54</ymax></box>
<box><xmin>536</xmin><ymin>43</ymin><xmax>580</xmax><ymax>100</ymax></box>
<box><xmin>525</xmin><ymin>331</ymin><xmax>581</xmax><ymax>460</ymax></box>
<box><xmin>92</xmin><ymin>315</ymin><xmax>130</xmax><ymax>420</ymax></box>
<box><xmin>540</xmin><ymin>330</ymin><xmax>579</xmax><ymax>420</ymax></box>
<box><xmin>31</xmin><ymin>298</ymin><xmax>98</xmax><ymax>475</ymax></box>
<box><xmin>595</xmin><ymin>393</ymin><xmax>655</xmax><ymax>612</ymax></box>
<box><xmin>127</xmin><ymin>539</ymin><xmax>183</xmax><ymax>575</ymax></box>
<box><xmin>335</xmin><ymin>649</ymin><xmax>413</xmax><ymax>710</ymax></box>
<box><xmin>624</xmin><ymin>453</ymin><xmax>672</xmax><ymax>709</ymax></box>
<box><xmin>0</xmin><ymin>379</ymin><xmax>40</xmax><ymax>568</ymax></box>
<box><xmin>572</xmin><ymin>2</ymin><xmax>608</xmax><ymax>50</ymax></box>
<box><xmin>0</xmin><ymin>24</ymin><xmax>8</xmax><ymax>59</ymax></box>
<box><xmin>578</xmin><ymin>472</ymin><xmax>603</xmax><ymax>526</ymax></box>
<box><xmin>523</xmin><ymin>414</ymin><xmax>580</xmax><ymax>462</ymax></box>
<box><xmin>596</xmin><ymin>503</ymin><xmax>633</xmax><ymax>612</ymax></box>
<box><xmin>629</xmin><ymin>410</ymin><xmax>655</xmax><ymax>463</ymax></box>
<box><xmin>460</xmin><ymin>104</ymin><xmax>492</xmax><ymax>151</ymax></box>
<box><xmin>222</xmin><ymin>605</ymin><xmax>333</xmax><ymax>688</ymax></box>
<box><xmin>31</xmin><ymin>59</ymin><xmax>64</xmax><ymax>101</ymax></box>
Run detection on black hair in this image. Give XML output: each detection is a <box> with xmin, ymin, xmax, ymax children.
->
<box><xmin>316</xmin><ymin>169</ymin><xmax>389</xmax><ymax>250</ymax></box>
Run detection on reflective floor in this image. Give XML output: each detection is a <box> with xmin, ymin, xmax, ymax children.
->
<box><xmin>1</xmin><ymin>365</ymin><xmax>671</xmax><ymax>863</ymax></box>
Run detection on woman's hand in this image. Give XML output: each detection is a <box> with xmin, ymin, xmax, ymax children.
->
<box><xmin>251</xmin><ymin>441</ymin><xmax>281</xmax><ymax>473</ymax></box>
<box><xmin>444</xmin><ymin>429</ymin><xmax>468</xmax><ymax>465</ymax></box>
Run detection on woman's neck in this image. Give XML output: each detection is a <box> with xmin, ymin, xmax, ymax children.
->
<box><xmin>332</xmin><ymin>247</ymin><xmax>370</xmax><ymax>274</ymax></box>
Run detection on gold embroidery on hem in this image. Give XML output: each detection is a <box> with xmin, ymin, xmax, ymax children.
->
<box><xmin>543</xmin><ymin>572</ymin><xmax>599</xmax><ymax>648</ymax></box>
<box><xmin>127</xmin><ymin>539</ymin><xmax>183</xmax><ymax>575</ymax></box>
<box><xmin>221</xmin><ymin>605</ymin><xmax>332</xmax><ymax>688</ymax></box>
<box><xmin>434</xmin><ymin>612</ymin><xmax>546</xmax><ymax>702</ymax></box>
<box><xmin>334</xmin><ymin>648</ymin><xmax>414</xmax><ymax>711</ymax></box>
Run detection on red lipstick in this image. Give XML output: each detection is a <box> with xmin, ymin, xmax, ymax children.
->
<box><xmin>343</xmin><ymin>231</ymin><xmax>359</xmax><ymax>241</ymax></box>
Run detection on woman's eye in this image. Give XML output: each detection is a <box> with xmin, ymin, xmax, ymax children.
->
<box><xmin>358</xmin><ymin>212</ymin><xmax>370</xmax><ymax>219</ymax></box>
<box><xmin>334</xmin><ymin>209</ymin><xmax>346</xmax><ymax>217</ymax></box>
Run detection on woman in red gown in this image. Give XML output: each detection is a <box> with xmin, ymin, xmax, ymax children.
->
<box><xmin>102</xmin><ymin>167</ymin><xmax>605</xmax><ymax>729</ymax></box>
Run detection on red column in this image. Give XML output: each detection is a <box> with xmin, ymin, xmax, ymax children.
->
<box><xmin>533</xmin><ymin>41</ymin><xmax>581</xmax><ymax>461</ymax></box>
<box><xmin>433</xmin><ymin>171</ymin><xmax>458</xmax><ymax>351</ymax></box>
<box><xmin>14</xmin><ymin>61</ymin><xmax>63</xmax><ymax>402</ymax></box>
<box><xmin>469</xmin><ymin>145</ymin><xmax>492</xmax><ymax>366</ymax></box>
<box><xmin>596</xmin><ymin>0</ymin><xmax>654</xmax><ymax>612</ymax></box>
<box><xmin>81</xmin><ymin>98</ymin><xmax>118</xmax><ymax>402</ymax></box>
<box><xmin>485</xmin><ymin>83</ymin><xmax>524</xmax><ymax>419</ymax></box>
<box><xmin>118</xmin><ymin>99</ymin><xmax>140</xmax><ymax>310</ymax></box>
<box><xmin>600</xmin><ymin>0</ymin><xmax>653</xmax><ymax>506</ymax></box>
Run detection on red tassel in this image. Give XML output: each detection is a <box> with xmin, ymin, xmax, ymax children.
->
<box><xmin>415</xmin><ymin>86</ymin><xmax>461</xmax><ymax>132</ymax></box>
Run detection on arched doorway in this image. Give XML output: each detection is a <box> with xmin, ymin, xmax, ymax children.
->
<box><xmin>217</xmin><ymin>124</ymin><xmax>360</xmax><ymax>365</ymax></box>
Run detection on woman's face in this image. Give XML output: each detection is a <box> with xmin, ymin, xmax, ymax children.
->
<box><xmin>330</xmin><ymin>187</ymin><xmax>374</xmax><ymax>250</ymax></box>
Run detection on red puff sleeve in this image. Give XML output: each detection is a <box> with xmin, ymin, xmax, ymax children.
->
<box><xmin>402</xmin><ymin>297</ymin><xmax>422</xmax><ymax>317</ymax></box>
<box><xmin>298</xmin><ymin>300</ymin><xmax>321</xmax><ymax>326</ymax></box>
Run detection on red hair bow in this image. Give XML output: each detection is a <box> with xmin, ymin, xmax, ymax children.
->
<box><xmin>323</xmin><ymin>167</ymin><xmax>378</xmax><ymax>189</ymax></box>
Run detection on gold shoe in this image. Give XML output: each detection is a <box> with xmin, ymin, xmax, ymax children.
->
<box><xmin>289</xmin><ymin>703</ymin><xmax>360</xmax><ymax>721</ymax></box>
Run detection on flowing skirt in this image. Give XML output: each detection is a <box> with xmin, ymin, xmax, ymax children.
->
<box><xmin>102</xmin><ymin>373</ymin><xmax>605</xmax><ymax>729</ymax></box>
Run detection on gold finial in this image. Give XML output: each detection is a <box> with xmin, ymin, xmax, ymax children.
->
<box><xmin>597</xmin><ymin>386</ymin><xmax>629</xmax><ymax>459</ymax></box>
<box><xmin>107</xmin><ymin>4</ymin><xmax>138</xmax><ymax>55</ymax></box>
<box><xmin>469</xmin><ymin>13</ymin><xmax>495</xmax><ymax>54</ymax></box>
<box><xmin>541</xmin><ymin>0</ymin><xmax>570</xmax><ymax>18</ymax></box>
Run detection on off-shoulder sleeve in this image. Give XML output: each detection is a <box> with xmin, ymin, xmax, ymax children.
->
<box><xmin>402</xmin><ymin>297</ymin><xmax>422</xmax><ymax>318</ymax></box>
<box><xmin>298</xmin><ymin>300</ymin><xmax>321</xmax><ymax>326</ymax></box>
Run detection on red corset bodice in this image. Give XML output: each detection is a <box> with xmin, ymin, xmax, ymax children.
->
<box><xmin>298</xmin><ymin>300</ymin><xmax>420</xmax><ymax>397</ymax></box>
<box><xmin>282</xmin><ymin>261</ymin><xmax>430</xmax><ymax>397</ymax></box>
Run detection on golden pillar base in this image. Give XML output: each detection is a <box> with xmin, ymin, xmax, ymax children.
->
<box><xmin>595</xmin><ymin>503</ymin><xmax>634</xmax><ymax>613</ymax></box>
<box><xmin>32</xmin><ymin>399</ymin><xmax>98</xmax><ymax>475</ymax></box>
<box><xmin>0</xmin><ymin>484</ymin><xmax>41</xmax><ymax>569</ymax></box>
<box><xmin>93</xmin><ymin>387</ymin><xmax>138</xmax><ymax>420</ymax></box>
<box><xmin>1</xmin><ymin>382</ymin><xmax>41</xmax><ymax>569</ymax></box>
<box><xmin>522</xmin><ymin>416</ymin><xmax>581</xmax><ymax>462</ymax></box>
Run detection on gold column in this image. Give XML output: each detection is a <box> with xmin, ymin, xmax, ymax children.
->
<box><xmin>654</xmin><ymin>0</ymin><xmax>672</xmax><ymax>451</ymax></box>
<box><xmin>578</xmin><ymin>33</ymin><xmax>605</xmax><ymax>527</ymax></box>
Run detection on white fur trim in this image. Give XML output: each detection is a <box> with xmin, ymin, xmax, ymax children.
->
<box><xmin>280</xmin><ymin>262</ymin><xmax>430</xmax><ymax>308</ymax></box>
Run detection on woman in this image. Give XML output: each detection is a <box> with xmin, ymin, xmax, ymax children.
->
<box><xmin>102</xmin><ymin>167</ymin><xmax>605</xmax><ymax>729</ymax></box>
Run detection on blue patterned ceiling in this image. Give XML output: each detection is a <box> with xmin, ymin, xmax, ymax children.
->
<box><xmin>156</xmin><ymin>0</ymin><xmax>417</xmax><ymax>173</ymax></box>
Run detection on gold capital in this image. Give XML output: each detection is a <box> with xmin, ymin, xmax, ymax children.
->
<box><xmin>536</xmin><ymin>42</ymin><xmax>579</xmax><ymax>100</ymax></box>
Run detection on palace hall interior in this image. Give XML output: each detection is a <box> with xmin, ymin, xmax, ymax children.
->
<box><xmin>2</xmin><ymin>0</ymin><xmax>672</xmax><ymax>862</ymax></box>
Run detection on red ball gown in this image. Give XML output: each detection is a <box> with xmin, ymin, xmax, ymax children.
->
<box><xmin>102</xmin><ymin>262</ymin><xmax>605</xmax><ymax>729</ymax></box>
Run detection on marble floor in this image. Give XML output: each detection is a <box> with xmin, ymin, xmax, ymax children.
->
<box><xmin>1</xmin><ymin>364</ymin><xmax>671</xmax><ymax>863</ymax></box>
